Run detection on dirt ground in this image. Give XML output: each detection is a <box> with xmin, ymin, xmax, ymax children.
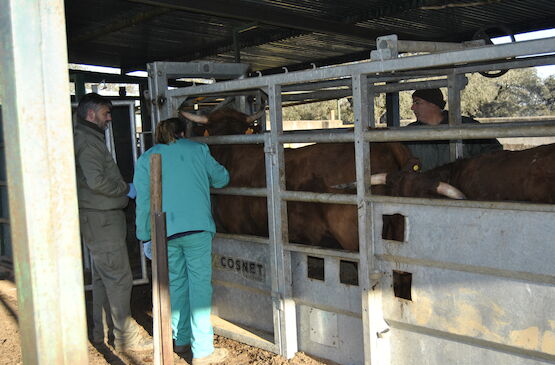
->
<box><xmin>0</xmin><ymin>277</ymin><xmax>337</xmax><ymax>365</ymax></box>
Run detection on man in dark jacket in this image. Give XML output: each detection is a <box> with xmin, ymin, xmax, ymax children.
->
<box><xmin>74</xmin><ymin>93</ymin><xmax>151</xmax><ymax>352</ymax></box>
<box><xmin>405</xmin><ymin>88</ymin><xmax>502</xmax><ymax>171</ymax></box>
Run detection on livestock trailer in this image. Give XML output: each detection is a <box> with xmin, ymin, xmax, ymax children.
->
<box><xmin>145</xmin><ymin>36</ymin><xmax>555</xmax><ymax>365</ymax></box>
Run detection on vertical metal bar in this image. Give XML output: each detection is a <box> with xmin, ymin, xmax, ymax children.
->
<box><xmin>265</xmin><ymin>84</ymin><xmax>298</xmax><ymax>359</ymax></box>
<box><xmin>353</xmin><ymin>74</ymin><xmax>385</xmax><ymax>365</ymax></box>
<box><xmin>128</xmin><ymin>102</ymin><xmax>138</xmax><ymax>164</ymax></box>
<box><xmin>105</xmin><ymin>123</ymin><xmax>118</xmax><ymax>162</ymax></box>
<box><xmin>139</xmin><ymin>83</ymin><xmax>153</xmax><ymax>143</ymax></box>
<box><xmin>0</xmin><ymin>0</ymin><xmax>88</xmax><ymax>364</ymax></box>
<box><xmin>233</xmin><ymin>30</ymin><xmax>241</xmax><ymax>63</ymax></box>
<box><xmin>73</xmin><ymin>73</ymin><xmax>87</xmax><ymax>101</ymax></box>
<box><xmin>147</xmin><ymin>62</ymin><xmax>170</xmax><ymax>130</ymax></box>
<box><xmin>448</xmin><ymin>72</ymin><xmax>464</xmax><ymax>160</ymax></box>
<box><xmin>385</xmin><ymin>87</ymin><xmax>400</xmax><ymax>127</ymax></box>
<box><xmin>139</xmin><ymin>132</ymin><xmax>147</xmax><ymax>155</ymax></box>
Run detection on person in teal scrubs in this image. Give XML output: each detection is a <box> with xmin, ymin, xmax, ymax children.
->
<box><xmin>134</xmin><ymin>117</ymin><xmax>230</xmax><ymax>364</ymax></box>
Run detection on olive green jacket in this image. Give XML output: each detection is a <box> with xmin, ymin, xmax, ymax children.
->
<box><xmin>404</xmin><ymin>112</ymin><xmax>502</xmax><ymax>171</ymax></box>
<box><xmin>74</xmin><ymin>117</ymin><xmax>130</xmax><ymax>210</ymax></box>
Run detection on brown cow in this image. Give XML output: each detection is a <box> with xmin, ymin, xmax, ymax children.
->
<box><xmin>375</xmin><ymin>143</ymin><xmax>555</xmax><ymax>203</ymax></box>
<box><xmin>180</xmin><ymin>107</ymin><xmax>421</xmax><ymax>251</ymax></box>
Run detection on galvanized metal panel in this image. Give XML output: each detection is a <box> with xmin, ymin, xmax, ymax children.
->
<box><xmin>380</xmin><ymin>265</ymin><xmax>555</xmax><ymax>362</ymax></box>
<box><xmin>374</xmin><ymin>204</ymin><xmax>555</xmax><ymax>279</ymax></box>
<box><xmin>373</xmin><ymin>203</ymin><xmax>555</xmax><ymax>363</ymax></box>
<box><xmin>212</xmin><ymin>283</ymin><xmax>274</xmax><ymax>334</ymax></box>
<box><xmin>291</xmin><ymin>252</ymin><xmax>361</xmax><ymax>315</ymax></box>
<box><xmin>387</xmin><ymin>327</ymin><xmax>555</xmax><ymax>365</ymax></box>
<box><xmin>212</xmin><ymin>236</ymin><xmax>271</xmax><ymax>290</ymax></box>
<box><xmin>297</xmin><ymin>304</ymin><xmax>364</xmax><ymax>365</ymax></box>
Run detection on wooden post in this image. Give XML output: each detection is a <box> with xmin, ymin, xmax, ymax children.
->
<box><xmin>150</xmin><ymin>154</ymin><xmax>174</xmax><ymax>365</ymax></box>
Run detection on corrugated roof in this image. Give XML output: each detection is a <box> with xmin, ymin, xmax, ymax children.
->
<box><xmin>65</xmin><ymin>0</ymin><xmax>555</xmax><ymax>75</ymax></box>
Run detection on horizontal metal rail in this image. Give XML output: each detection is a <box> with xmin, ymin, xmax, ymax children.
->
<box><xmin>167</xmin><ymin>38</ymin><xmax>555</xmax><ymax>98</ymax></box>
<box><xmin>369</xmin><ymin>194</ymin><xmax>555</xmax><ymax>213</ymax></box>
<box><xmin>386</xmin><ymin>320</ymin><xmax>555</xmax><ymax>363</ymax></box>
<box><xmin>215</xmin><ymin>232</ymin><xmax>270</xmax><ymax>245</ymax></box>
<box><xmin>215</xmin><ymin>229</ymin><xmax>360</xmax><ymax>260</ymax></box>
<box><xmin>281</xmin><ymin>73</ymin><xmax>439</xmax><ymax>93</ymax></box>
<box><xmin>378</xmin><ymin>254</ymin><xmax>555</xmax><ymax>285</ymax></box>
<box><xmin>190</xmin><ymin>133</ymin><xmax>265</xmax><ymax>145</ymax></box>
<box><xmin>397</xmin><ymin>54</ymin><xmax>555</xmax><ymax>78</ymax></box>
<box><xmin>362</xmin><ymin>121</ymin><xmax>555</xmax><ymax>142</ymax></box>
<box><xmin>282</xmin><ymin>190</ymin><xmax>356</xmax><ymax>205</ymax></box>
<box><xmin>293</xmin><ymin>298</ymin><xmax>361</xmax><ymax>319</ymax></box>
<box><xmin>212</xmin><ymin>184</ymin><xmax>555</xmax><ymax>213</ymax></box>
<box><xmin>285</xmin><ymin>243</ymin><xmax>360</xmax><ymax>261</ymax></box>
<box><xmin>212</xmin><ymin>187</ymin><xmax>356</xmax><ymax>205</ymax></box>
<box><xmin>282</xmin><ymin>78</ymin><xmax>450</xmax><ymax>102</ymax></box>
<box><xmin>276</xmin><ymin>121</ymin><xmax>555</xmax><ymax>144</ymax></box>
<box><xmin>195</xmin><ymin>119</ymin><xmax>554</xmax><ymax>146</ymax></box>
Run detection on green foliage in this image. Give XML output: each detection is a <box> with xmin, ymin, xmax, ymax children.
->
<box><xmin>282</xmin><ymin>99</ymin><xmax>353</xmax><ymax>122</ymax></box>
<box><xmin>544</xmin><ymin>75</ymin><xmax>555</xmax><ymax>113</ymax></box>
<box><xmin>462</xmin><ymin>68</ymin><xmax>551</xmax><ymax>117</ymax></box>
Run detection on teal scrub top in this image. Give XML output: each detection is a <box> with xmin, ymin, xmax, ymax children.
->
<box><xmin>134</xmin><ymin>138</ymin><xmax>229</xmax><ymax>241</ymax></box>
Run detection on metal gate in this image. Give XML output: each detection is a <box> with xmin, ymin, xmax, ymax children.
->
<box><xmin>147</xmin><ymin>37</ymin><xmax>555</xmax><ymax>364</ymax></box>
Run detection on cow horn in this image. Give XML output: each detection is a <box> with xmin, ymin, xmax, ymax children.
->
<box><xmin>245</xmin><ymin>108</ymin><xmax>266</xmax><ymax>124</ymax></box>
<box><xmin>179</xmin><ymin>110</ymin><xmax>209</xmax><ymax>124</ymax></box>
<box><xmin>436</xmin><ymin>182</ymin><xmax>466</xmax><ymax>200</ymax></box>
<box><xmin>370</xmin><ymin>173</ymin><xmax>387</xmax><ymax>185</ymax></box>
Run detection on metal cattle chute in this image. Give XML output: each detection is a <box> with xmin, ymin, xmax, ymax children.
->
<box><xmin>147</xmin><ymin>36</ymin><xmax>555</xmax><ymax>365</ymax></box>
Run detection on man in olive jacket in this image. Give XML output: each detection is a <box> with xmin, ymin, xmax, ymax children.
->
<box><xmin>405</xmin><ymin>88</ymin><xmax>502</xmax><ymax>171</ymax></box>
<box><xmin>74</xmin><ymin>93</ymin><xmax>151</xmax><ymax>352</ymax></box>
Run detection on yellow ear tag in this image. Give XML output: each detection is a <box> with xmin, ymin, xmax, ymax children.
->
<box><xmin>413</xmin><ymin>164</ymin><xmax>420</xmax><ymax>171</ymax></box>
<box><xmin>203</xmin><ymin>130</ymin><xmax>209</xmax><ymax>137</ymax></box>
<box><xmin>246</xmin><ymin>128</ymin><xmax>254</xmax><ymax>135</ymax></box>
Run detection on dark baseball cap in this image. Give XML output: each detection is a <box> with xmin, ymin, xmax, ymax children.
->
<box><xmin>412</xmin><ymin>88</ymin><xmax>446</xmax><ymax>109</ymax></box>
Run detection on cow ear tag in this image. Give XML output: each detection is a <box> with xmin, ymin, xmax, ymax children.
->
<box><xmin>413</xmin><ymin>164</ymin><xmax>420</xmax><ymax>171</ymax></box>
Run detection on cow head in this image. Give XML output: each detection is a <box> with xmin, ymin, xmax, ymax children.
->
<box><xmin>179</xmin><ymin>107</ymin><xmax>265</xmax><ymax>136</ymax></box>
<box><xmin>375</xmin><ymin>171</ymin><xmax>466</xmax><ymax>199</ymax></box>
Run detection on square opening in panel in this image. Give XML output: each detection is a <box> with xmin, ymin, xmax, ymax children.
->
<box><xmin>382</xmin><ymin>214</ymin><xmax>405</xmax><ymax>242</ymax></box>
<box><xmin>339</xmin><ymin>260</ymin><xmax>359</xmax><ymax>286</ymax></box>
<box><xmin>307</xmin><ymin>256</ymin><xmax>325</xmax><ymax>281</ymax></box>
<box><xmin>392</xmin><ymin>270</ymin><xmax>412</xmax><ymax>301</ymax></box>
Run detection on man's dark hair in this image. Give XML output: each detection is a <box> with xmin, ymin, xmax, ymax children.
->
<box><xmin>76</xmin><ymin>93</ymin><xmax>112</xmax><ymax>120</ymax></box>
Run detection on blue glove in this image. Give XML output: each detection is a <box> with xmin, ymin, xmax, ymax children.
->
<box><xmin>143</xmin><ymin>241</ymin><xmax>152</xmax><ymax>260</ymax></box>
<box><xmin>127</xmin><ymin>183</ymin><xmax>137</xmax><ymax>199</ymax></box>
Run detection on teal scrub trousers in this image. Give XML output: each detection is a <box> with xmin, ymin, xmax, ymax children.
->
<box><xmin>167</xmin><ymin>231</ymin><xmax>214</xmax><ymax>358</ymax></box>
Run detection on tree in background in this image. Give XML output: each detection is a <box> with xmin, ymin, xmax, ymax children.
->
<box><xmin>543</xmin><ymin>75</ymin><xmax>555</xmax><ymax>114</ymax></box>
<box><xmin>462</xmin><ymin>68</ymin><xmax>551</xmax><ymax>117</ymax></box>
<box><xmin>282</xmin><ymin>98</ymin><xmax>353</xmax><ymax>123</ymax></box>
